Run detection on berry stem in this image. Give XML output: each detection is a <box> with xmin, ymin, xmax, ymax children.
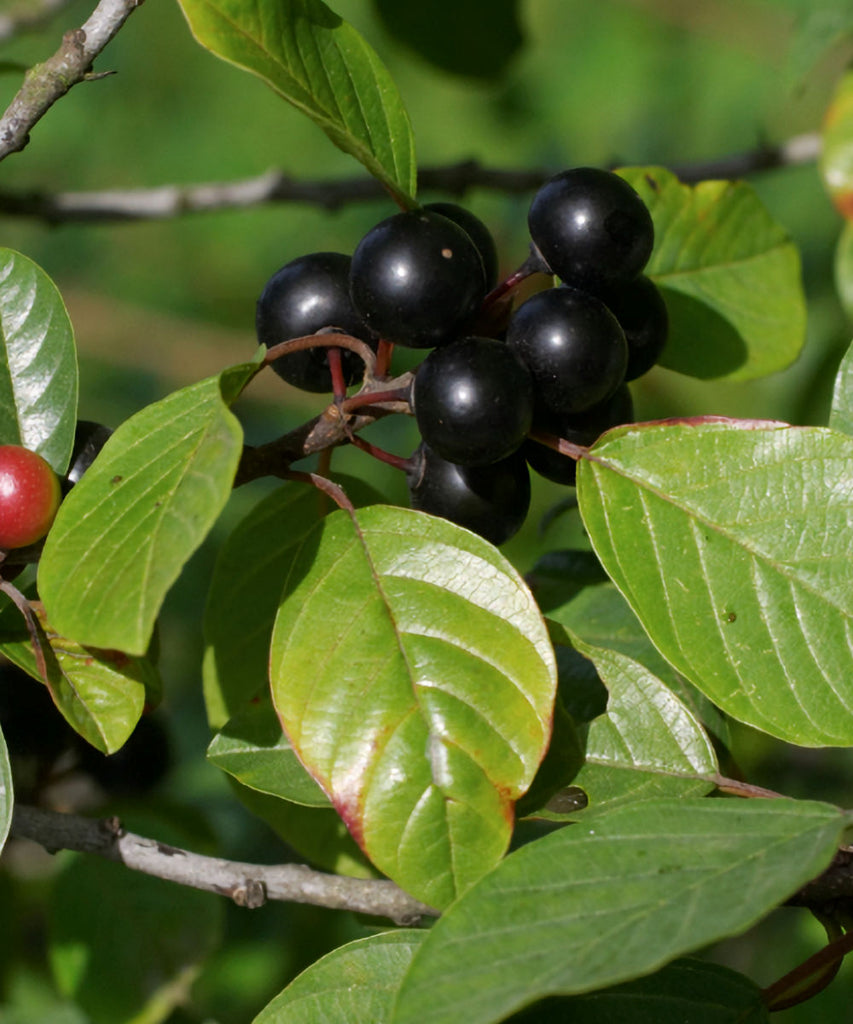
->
<box><xmin>341</xmin><ymin>384</ymin><xmax>412</xmax><ymax>415</ymax></box>
<box><xmin>374</xmin><ymin>339</ymin><xmax>395</xmax><ymax>379</ymax></box>
<box><xmin>326</xmin><ymin>347</ymin><xmax>348</xmax><ymax>401</ymax></box>
<box><xmin>263</xmin><ymin>332</ymin><xmax>377</xmax><ymax>376</ymax></box>
<box><xmin>347</xmin><ymin>433</ymin><xmax>412</xmax><ymax>473</ymax></box>
<box><xmin>482</xmin><ymin>246</ymin><xmax>551</xmax><ymax>310</ymax></box>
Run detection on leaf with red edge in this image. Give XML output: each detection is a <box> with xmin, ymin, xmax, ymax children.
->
<box><xmin>270</xmin><ymin>505</ymin><xmax>556</xmax><ymax>908</ymax></box>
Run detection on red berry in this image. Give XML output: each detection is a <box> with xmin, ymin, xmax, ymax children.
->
<box><xmin>0</xmin><ymin>445</ymin><xmax>62</xmax><ymax>550</ymax></box>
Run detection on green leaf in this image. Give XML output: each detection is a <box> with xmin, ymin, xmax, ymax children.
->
<box><xmin>177</xmin><ymin>0</ymin><xmax>417</xmax><ymax>207</ymax></box>
<box><xmin>0</xmin><ymin>601</ymin><xmax>151</xmax><ymax>753</ymax></box>
<box><xmin>208</xmin><ymin>697</ymin><xmax>329</xmax><ymax>807</ymax></box>
<box><xmin>511</xmin><ymin>959</ymin><xmax>769</xmax><ymax>1023</ymax></box>
<box><xmin>830</xmin><ymin>340</ymin><xmax>853</xmax><ymax>436</ymax></box>
<box><xmin>270</xmin><ymin>505</ymin><xmax>557</xmax><ymax>908</ymax></box>
<box><xmin>390</xmin><ymin>798</ymin><xmax>846</xmax><ymax>1024</ymax></box>
<box><xmin>577</xmin><ymin>420</ymin><xmax>853</xmax><ymax>747</ymax></box>
<box><xmin>820</xmin><ymin>66</ymin><xmax>853</xmax><ymax>218</ymax></box>
<box><xmin>255</xmin><ymin>930</ymin><xmax>425</xmax><ymax>1023</ymax></box>
<box><xmin>0</xmin><ymin>723</ymin><xmax>11</xmax><ymax>854</ymax></box>
<box><xmin>618</xmin><ymin>167</ymin><xmax>805</xmax><ymax>381</ymax></box>
<box><xmin>203</xmin><ymin>475</ymin><xmax>385</xmax><ymax>730</ymax></box>
<box><xmin>551</xmin><ymin>582</ymin><xmax>731</xmax><ymax>747</ymax></box>
<box><xmin>49</xmin><ymin>817</ymin><xmax>223</xmax><ymax>1024</ymax></box>
<box><xmin>372</xmin><ymin>0</ymin><xmax>522</xmax><ymax>80</ymax></box>
<box><xmin>0</xmin><ymin>248</ymin><xmax>78</xmax><ymax>472</ymax></box>
<box><xmin>835</xmin><ymin>222</ymin><xmax>853</xmax><ymax>320</ymax></box>
<box><xmin>38</xmin><ymin>362</ymin><xmax>259</xmax><ymax>656</ymax></box>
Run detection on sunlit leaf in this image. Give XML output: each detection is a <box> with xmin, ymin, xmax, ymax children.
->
<box><xmin>0</xmin><ymin>248</ymin><xmax>77</xmax><ymax>472</ymax></box>
<box><xmin>577</xmin><ymin>419</ymin><xmax>853</xmax><ymax>747</ymax></box>
<box><xmin>255</xmin><ymin>930</ymin><xmax>424</xmax><ymax>1023</ymax></box>
<box><xmin>0</xmin><ymin>724</ymin><xmax>11</xmax><ymax>854</ymax></box>
<box><xmin>619</xmin><ymin>167</ymin><xmax>805</xmax><ymax>381</ymax></box>
<box><xmin>830</xmin><ymin>339</ymin><xmax>853</xmax><ymax>436</ymax></box>
<box><xmin>177</xmin><ymin>0</ymin><xmax>417</xmax><ymax>206</ymax></box>
<box><xmin>270</xmin><ymin>505</ymin><xmax>557</xmax><ymax>908</ymax></box>
<box><xmin>39</xmin><ymin>361</ymin><xmax>260</xmax><ymax>655</ymax></box>
<box><xmin>391</xmin><ymin>799</ymin><xmax>847</xmax><ymax>1024</ymax></box>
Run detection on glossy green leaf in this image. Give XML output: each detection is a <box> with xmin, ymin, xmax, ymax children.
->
<box><xmin>49</xmin><ymin>817</ymin><xmax>223</xmax><ymax>1024</ymax></box>
<box><xmin>0</xmin><ymin>248</ymin><xmax>77</xmax><ymax>472</ymax></box>
<box><xmin>551</xmin><ymin>582</ymin><xmax>731</xmax><ymax>747</ymax></box>
<box><xmin>511</xmin><ymin>959</ymin><xmax>769</xmax><ymax>1023</ymax></box>
<box><xmin>577</xmin><ymin>420</ymin><xmax>853</xmax><ymax>747</ymax></box>
<box><xmin>0</xmin><ymin>601</ymin><xmax>151</xmax><ymax>753</ymax></box>
<box><xmin>255</xmin><ymin>930</ymin><xmax>424</xmax><ymax>1023</ymax></box>
<box><xmin>373</xmin><ymin>0</ymin><xmax>522</xmax><ymax>80</ymax></box>
<box><xmin>203</xmin><ymin>476</ymin><xmax>384</xmax><ymax>731</ymax></box>
<box><xmin>270</xmin><ymin>505</ymin><xmax>557</xmax><ymax>908</ymax></box>
<box><xmin>391</xmin><ymin>798</ymin><xmax>847</xmax><ymax>1024</ymax></box>
<box><xmin>208</xmin><ymin>697</ymin><xmax>329</xmax><ymax>807</ymax></box>
<box><xmin>177</xmin><ymin>0</ymin><xmax>417</xmax><ymax>206</ymax></box>
<box><xmin>619</xmin><ymin>167</ymin><xmax>805</xmax><ymax>381</ymax></box>
<box><xmin>0</xmin><ymin>723</ymin><xmax>11</xmax><ymax>854</ymax></box>
<box><xmin>38</xmin><ymin>362</ymin><xmax>259</xmax><ymax>655</ymax></box>
<box><xmin>830</xmin><ymin>340</ymin><xmax>853</xmax><ymax>436</ymax></box>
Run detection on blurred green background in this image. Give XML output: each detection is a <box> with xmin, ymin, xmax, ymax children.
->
<box><xmin>0</xmin><ymin>0</ymin><xmax>852</xmax><ymax>1021</ymax></box>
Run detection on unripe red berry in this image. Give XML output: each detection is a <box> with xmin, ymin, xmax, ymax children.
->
<box><xmin>0</xmin><ymin>445</ymin><xmax>62</xmax><ymax>550</ymax></box>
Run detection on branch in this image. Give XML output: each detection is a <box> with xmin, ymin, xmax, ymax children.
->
<box><xmin>10</xmin><ymin>804</ymin><xmax>437</xmax><ymax>926</ymax></box>
<box><xmin>0</xmin><ymin>0</ymin><xmax>145</xmax><ymax>163</ymax></box>
<box><xmin>0</xmin><ymin>134</ymin><xmax>822</xmax><ymax>224</ymax></box>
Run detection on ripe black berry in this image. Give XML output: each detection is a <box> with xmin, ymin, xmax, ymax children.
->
<box><xmin>412</xmin><ymin>336</ymin><xmax>534</xmax><ymax>466</ymax></box>
<box><xmin>65</xmin><ymin>420</ymin><xmax>113</xmax><ymax>491</ymax></box>
<box><xmin>597</xmin><ymin>275</ymin><xmax>669</xmax><ymax>381</ymax></box>
<box><xmin>407</xmin><ymin>443</ymin><xmax>530</xmax><ymax>546</ymax></box>
<box><xmin>528</xmin><ymin>168</ymin><xmax>654</xmax><ymax>289</ymax></box>
<box><xmin>350</xmin><ymin>210</ymin><xmax>486</xmax><ymax>348</ymax></box>
<box><xmin>524</xmin><ymin>384</ymin><xmax>634</xmax><ymax>486</ymax></box>
<box><xmin>424</xmin><ymin>202</ymin><xmax>499</xmax><ymax>289</ymax></box>
<box><xmin>256</xmin><ymin>252</ymin><xmax>375</xmax><ymax>393</ymax></box>
<box><xmin>507</xmin><ymin>286</ymin><xmax>628</xmax><ymax>419</ymax></box>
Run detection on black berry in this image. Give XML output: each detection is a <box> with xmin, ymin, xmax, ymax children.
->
<box><xmin>424</xmin><ymin>202</ymin><xmax>499</xmax><ymax>289</ymax></box>
<box><xmin>412</xmin><ymin>336</ymin><xmax>534</xmax><ymax>466</ymax></box>
<box><xmin>407</xmin><ymin>443</ymin><xmax>530</xmax><ymax>546</ymax></box>
<box><xmin>256</xmin><ymin>252</ymin><xmax>375</xmax><ymax>393</ymax></box>
<box><xmin>507</xmin><ymin>286</ymin><xmax>628</xmax><ymax>419</ymax></box>
<box><xmin>598</xmin><ymin>276</ymin><xmax>669</xmax><ymax>381</ymax></box>
<box><xmin>528</xmin><ymin>168</ymin><xmax>654</xmax><ymax>289</ymax></box>
<box><xmin>350</xmin><ymin>210</ymin><xmax>486</xmax><ymax>348</ymax></box>
<box><xmin>65</xmin><ymin>420</ymin><xmax>113</xmax><ymax>491</ymax></box>
<box><xmin>524</xmin><ymin>384</ymin><xmax>634</xmax><ymax>486</ymax></box>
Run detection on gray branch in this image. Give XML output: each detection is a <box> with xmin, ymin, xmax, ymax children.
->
<box><xmin>0</xmin><ymin>134</ymin><xmax>822</xmax><ymax>224</ymax></box>
<box><xmin>10</xmin><ymin>804</ymin><xmax>437</xmax><ymax>926</ymax></box>
<box><xmin>0</xmin><ymin>0</ymin><xmax>145</xmax><ymax>162</ymax></box>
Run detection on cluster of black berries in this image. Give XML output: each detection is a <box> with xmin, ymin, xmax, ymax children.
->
<box><xmin>256</xmin><ymin>168</ymin><xmax>667</xmax><ymax>546</ymax></box>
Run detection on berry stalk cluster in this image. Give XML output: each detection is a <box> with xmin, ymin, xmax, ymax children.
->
<box><xmin>255</xmin><ymin>167</ymin><xmax>668</xmax><ymax>545</ymax></box>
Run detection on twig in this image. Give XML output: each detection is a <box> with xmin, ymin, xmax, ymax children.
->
<box><xmin>10</xmin><ymin>804</ymin><xmax>437</xmax><ymax>925</ymax></box>
<box><xmin>0</xmin><ymin>134</ymin><xmax>822</xmax><ymax>224</ymax></box>
<box><xmin>0</xmin><ymin>0</ymin><xmax>75</xmax><ymax>43</ymax></box>
<box><xmin>0</xmin><ymin>0</ymin><xmax>145</xmax><ymax>163</ymax></box>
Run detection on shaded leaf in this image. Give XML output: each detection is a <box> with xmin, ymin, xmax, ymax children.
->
<box><xmin>830</xmin><ymin>339</ymin><xmax>853</xmax><ymax>436</ymax></box>
<box><xmin>0</xmin><ymin>248</ymin><xmax>77</xmax><ymax>472</ymax></box>
<box><xmin>510</xmin><ymin>958</ymin><xmax>769</xmax><ymax>1023</ymax></box>
<box><xmin>203</xmin><ymin>475</ymin><xmax>384</xmax><ymax>731</ymax></box>
<box><xmin>208</xmin><ymin>697</ymin><xmax>329</xmax><ymax>807</ymax></box>
<box><xmin>372</xmin><ymin>0</ymin><xmax>522</xmax><ymax>80</ymax></box>
<box><xmin>577</xmin><ymin>420</ymin><xmax>853</xmax><ymax>747</ymax></box>
<box><xmin>270</xmin><ymin>505</ymin><xmax>556</xmax><ymax>908</ymax></box>
<box><xmin>619</xmin><ymin>167</ymin><xmax>805</xmax><ymax>381</ymax></box>
<box><xmin>177</xmin><ymin>0</ymin><xmax>417</xmax><ymax>206</ymax></box>
<box><xmin>0</xmin><ymin>600</ymin><xmax>151</xmax><ymax>754</ymax></box>
<box><xmin>38</xmin><ymin>361</ymin><xmax>260</xmax><ymax>656</ymax></box>
<box><xmin>551</xmin><ymin>582</ymin><xmax>731</xmax><ymax>747</ymax></box>
<box><xmin>391</xmin><ymin>798</ymin><xmax>847</xmax><ymax>1024</ymax></box>
<box><xmin>255</xmin><ymin>930</ymin><xmax>424</xmax><ymax>1023</ymax></box>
